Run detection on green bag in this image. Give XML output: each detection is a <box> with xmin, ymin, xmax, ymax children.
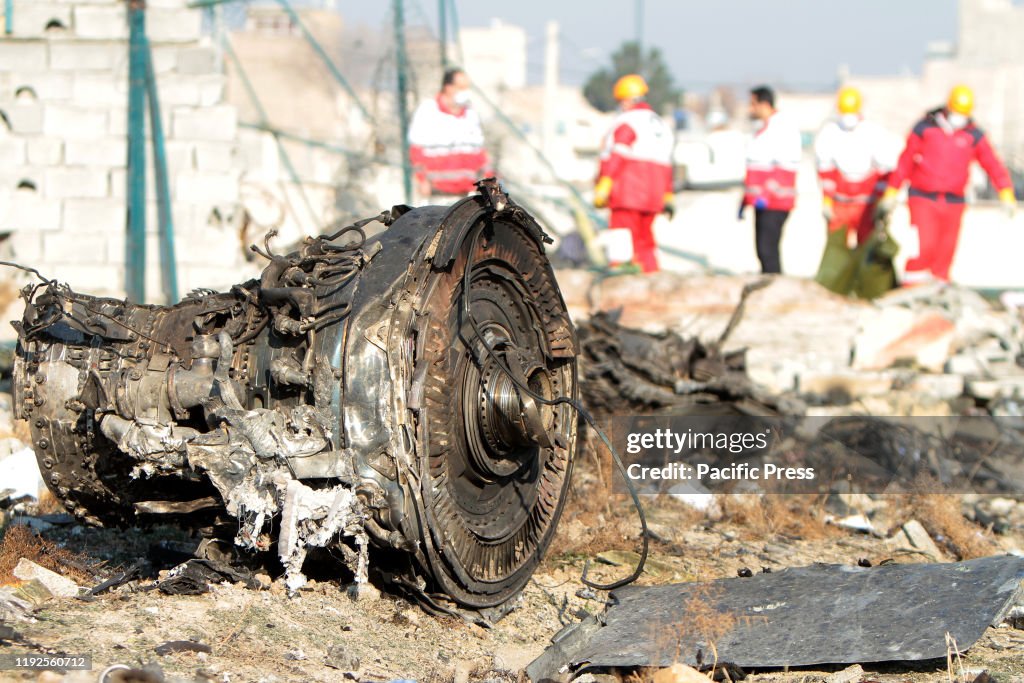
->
<box><xmin>814</xmin><ymin>219</ymin><xmax>899</xmax><ymax>299</ymax></box>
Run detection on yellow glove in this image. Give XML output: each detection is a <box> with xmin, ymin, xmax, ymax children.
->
<box><xmin>662</xmin><ymin>191</ymin><xmax>675</xmax><ymax>220</ymax></box>
<box><xmin>822</xmin><ymin>195</ymin><xmax>834</xmax><ymax>222</ymax></box>
<box><xmin>1000</xmin><ymin>187</ymin><xmax>1017</xmax><ymax>218</ymax></box>
<box><xmin>594</xmin><ymin>176</ymin><xmax>612</xmax><ymax>208</ymax></box>
<box><xmin>875</xmin><ymin>187</ymin><xmax>899</xmax><ymax>220</ymax></box>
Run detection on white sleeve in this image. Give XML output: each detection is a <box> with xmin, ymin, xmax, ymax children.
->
<box><xmin>815</xmin><ymin>124</ymin><xmax>835</xmax><ymax>171</ymax></box>
<box><xmin>407</xmin><ymin>101</ymin><xmax>433</xmax><ymax>146</ymax></box>
<box><xmin>870</xmin><ymin>123</ymin><xmax>901</xmax><ymax>173</ymax></box>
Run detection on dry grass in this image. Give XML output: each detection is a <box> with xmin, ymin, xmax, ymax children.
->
<box><xmin>34</xmin><ymin>489</ymin><xmax>64</xmax><ymax>515</ymax></box>
<box><xmin>647</xmin><ymin>582</ymin><xmax>741</xmax><ymax>678</ymax></box>
<box><xmin>899</xmin><ymin>492</ymin><xmax>996</xmax><ymax>560</ymax></box>
<box><xmin>0</xmin><ymin>524</ymin><xmax>96</xmax><ymax>585</ymax></box>
<box><xmin>717</xmin><ymin>494</ymin><xmax>836</xmax><ymax>541</ymax></box>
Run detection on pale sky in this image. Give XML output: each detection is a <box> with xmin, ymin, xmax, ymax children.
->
<box><xmin>329</xmin><ymin>0</ymin><xmax>964</xmax><ymax>91</ymax></box>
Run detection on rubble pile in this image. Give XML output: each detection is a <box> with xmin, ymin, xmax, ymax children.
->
<box><xmin>559</xmin><ymin>270</ymin><xmax>1024</xmax><ymax>415</ymax></box>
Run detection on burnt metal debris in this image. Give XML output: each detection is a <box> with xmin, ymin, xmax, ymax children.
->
<box><xmin>529</xmin><ymin>556</ymin><xmax>1024</xmax><ymax>680</ymax></box>
<box><xmin>10</xmin><ymin>180</ymin><xmax>580</xmax><ymax>611</ymax></box>
<box><xmin>576</xmin><ymin>310</ymin><xmax>803</xmax><ymax>418</ymax></box>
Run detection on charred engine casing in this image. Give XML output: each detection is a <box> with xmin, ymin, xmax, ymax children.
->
<box><xmin>11</xmin><ymin>182</ymin><xmax>579</xmax><ymax>609</ymax></box>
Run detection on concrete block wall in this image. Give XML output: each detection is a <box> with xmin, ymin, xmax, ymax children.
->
<box><xmin>0</xmin><ymin>0</ymin><xmax>258</xmax><ymax>317</ymax></box>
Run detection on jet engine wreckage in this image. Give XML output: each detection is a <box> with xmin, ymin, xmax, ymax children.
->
<box><xmin>10</xmin><ymin>180</ymin><xmax>580</xmax><ymax>613</ymax></box>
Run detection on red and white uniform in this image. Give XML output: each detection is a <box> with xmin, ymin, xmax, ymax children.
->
<box><xmin>408</xmin><ymin>96</ymin><xmax>491</xmax><ymax>196</ymax></box>
<box><xmin>815</xmin><ymin>118</ymin><xmax>898</xmax><ymax>243</ymax></box>
<box><xmin>744</xmin><ymin>113</ymin><xmax>801</xmax><ymax>211</ymax></box>
<box><xmin>888</xmin><ymin>108</ymin><xmax>1013</xmax><ymax>282</ymax></box>
<box><xmin>598</xmin><ymin>103</ymin><xmax>674</xmax><ymax>272</ymax></box>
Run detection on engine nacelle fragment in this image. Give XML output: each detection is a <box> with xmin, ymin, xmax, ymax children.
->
<box><xmin>12</xmin><ymin>181</ymin><xmax>579</xmax><ymax>610</ymax></box>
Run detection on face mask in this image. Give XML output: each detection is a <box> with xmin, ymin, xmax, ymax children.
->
<box><xmin>839</xmin><ymin>114</ymin><xmax>860</xmax><ymax>131</ymax></box>
<box><xmin>750</xmin><ymin>117</ymin><xmax>765</xmax><ymax>131</ymax></box>
<box><xmin>453</xmin><ymin>90</ymin><xmax>471</xmax><ymax>107</ymax></box>
<box><xmin>947</xmin><ymin>112</ymin><xmax>968</xmax><ymax>129</ymax></box>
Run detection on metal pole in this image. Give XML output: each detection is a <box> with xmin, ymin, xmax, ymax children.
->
<box><xmin>393</xmin><ymin>0</ymin><xmax>413</xmax><ymax>204</ymax></box>
<box><xmin>144</xmin><ymin>36</ymin><xmax>178</xmax><ymax>304</ymax></box>
<box><xmin>438</xmin><ymin>0</ymin><xmax>448</xmax><ymax>70</ymax></box>
<box><xmin>126</xmin><ymin>0</ymin><xmax>147</xmax><ymax>303</ymax></box>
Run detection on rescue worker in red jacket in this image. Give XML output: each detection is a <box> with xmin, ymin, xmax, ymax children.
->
<box><xmin>593</xmin><ymin>74</ymin><xmax>675</xmax><ymax>273</ymax></box>
<box><xmin>740</xmin><ymin>85</ymin><xmax>802</xmax><ymax>274</ymax></box>
<box><xmin>408</xmin><ymin>68</ymin><xmax>492</xmax><ymax>198</ymax></box>
<box><xmin>878</xmin><ymin>85</ymin><xmax>1018</xmax><ymax>283</ymax></box>
<box><xmin>815</xmin><ymin>86</ymin><xmax>898</xmax><ymax>246</ymax></box>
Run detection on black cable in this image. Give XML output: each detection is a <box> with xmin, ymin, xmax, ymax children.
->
<box><xmin>0</xmin><ymin>260</ymin><xmax>52</xmax><ymax>283</ymax></box>
<box><xmin>460</xmin><ymin>220</ymin><xmax>649</xmax><ymax>591</ymax></box>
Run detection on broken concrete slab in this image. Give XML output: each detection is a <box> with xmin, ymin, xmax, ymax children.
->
<box><xmin>540</xmin><ymin>556</ymin><xmax>1024</xmax><ymax>672</ymax></box>
<box><xmin>888</xmin><ymin>519</ymin><xmax>945</xmax><ymax>562</ymax></box>
<box><xmin>12</xmin><ymin>558</ymin><xmax>81</xmax><ymax>598</ymax></box>
<box><xmin>853</xmin><ymin>308</ymin><xmax>956</xmax><ymax>372</ymax></box>
<box><xmin>651</xmin><ymin>663</ymin><xmax>709</xmax><ymax>683</ymax></box>
<box><xmin>966</xmin><ymin>376</ymin><xmax>1024</xmax><ymax>401</ymax></box>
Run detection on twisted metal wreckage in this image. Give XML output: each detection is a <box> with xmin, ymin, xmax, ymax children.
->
<box><xmin>10</xmin><ymin>180</ymin><xmax>582</xmax><ymax>613</ymax></box>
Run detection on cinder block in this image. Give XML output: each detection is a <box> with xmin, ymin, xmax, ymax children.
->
<box><xmin>147</xmin><ymin>8</ymin><xmax>202</xmax><ymax>43</ymax></box>
<box><xmin>26</xmin><ymin>137</ymin><xmax>63</xmax><ymax>165</ymax></box>
<box><xmin>65</xmin><ymin>138</ymin><xmax>126</xmax><ymax>167</ymax></box>
<box><xmin>44</xmin><ymin>167</ymin><xmax>109</xmax><ymax>199</ymax></box>
<box><xmin>176</xmin><ymin>46</ymin><xmax>217</xmax><ymax>75</ymax></box>
<box><xmin>0</xmin><ymin>167</ymin><xmax>46</xmax><ymax>194</ymax></box>
<box><xmin>6</xmin><ymin>231</ymin><xmax>44</xmax><ymax>262</ymax></box>
<box><xmin>6</xmin><ymin>72</ymin><xmax>74</xmax><ymax>101</ymax></box>
<box><xmin>196</xmin><ymin>75</ymin><xmax>224</xmax><ymax>107</ymax></box>
<box><xmin>171</xmin><ymin>105</ymin><xmax>236</xmax><ymax>142</ymax></box>
<box><xmin>174</xmin><ymin>172</ymin><xmax>239</xmax><ymax>204</ymax></box>
<box><xmin>63</xmin><ymin>197</ymin><xmax>124</xmax><ymax>232</ymax></box>
<box><xmin>44</xmin><ymin>230</ymin><xmax>114</xmax><ymax>264</ymax></box>
<box><xmin>11</xmin><ymin>2</ymin><xmax>72</xmax><ymax>38</ymax></box>
<box><xmin>49</xmin><ymin>42</ymin><xmax>122</xmax><ymax>71</ymax></box>
<box><xmin>156</xmin><ymin>77</ymin><xmax>201</xmax><ymax>107</ymax></box>
<box><xmin>193</xmin><ymin>142</ymin><xmax>237</xmax><ymax>173</ymax></box>
<box><xmin>150</xmin><ymin>45</ymin><xmax>179</xmax><ymax>74</ymax></box>
<box><xmin>42</xmin><ymin>104</ymin><xmax>108</xmax><ymax>140</ymax></box>
<box><xmin>71</xmin><ymin>73</ymin><xmax>125</xmax><ymax>108</ymax></box>
<box><xmin>1</xmin><ymin>190</ymin><xmax>62</xmax><ymax>232</ymax></box>
<box><xmin>49</xmin><ymin>264</ymin><xmax>124</xmax><ymax>296</ymax></box>
<box><xmin>164</xmin><ymin>140</ymin><xmax>195</xmax><ymax>174</ymax></box>
<box><xmin>0</xmin><ymin>42</ymin><xmax>48</xmax><ymax>72</ymax></box>
<box><xmin>72</xmin><ymin>4</ymin><xmax>127</xmax><ymax>40</ymax></box>
<box><xmin>0</xmin><ymin>137</ymin><xmax>27</xmax><ymax>166</ymax></box>
<box><xmin>3</xmin><ymin>102</ymin><xmax>44</xmax><ymax>134</ymax></box>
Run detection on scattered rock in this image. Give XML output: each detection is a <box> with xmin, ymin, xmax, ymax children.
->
<box><xmin>346</xmin><ymin>581</ymin><xmax>381</xmax><ymax>602</ymax></box>
<box><xmin>887</xmin><ymin>519</ymin><xmax>944</xmax><ymax>561</ymax></box>
<box><xmin>651</xmin><ymin>662</ymin><xmax>709</xmax><ymax>683</ymax></box>
<box><xmin>154</xmin><ymin>640</ymin><xmax>212</xmax><ymax>656</ymax></box>
<box><xmin>853</xmin><ymin>309</ymin><xmax>956</xmax><ymax>372</ymax></box>
<box><xmin>829</xmin><ymin>514</ymin><xmax>877</xmax><ymax>535</ymax></box>
<box><xmin>828</xmin><ymin>663</ymin><xmax>864</xmax><ymax>683</ymax></box>
<box><xmin>284</xmin><ymin>648</ymin><xmax>307</xmax><ymax>661</ymax></box>
<box><xmin>453</xmin><ymin>657</ymin><xmax>490</xmax><ymax>683</ymax></box>
<box><xmin>324</xmin><ymin>643</ymin><xmax>361</xmax><ymax>674</ymax></box>
<box><xmin>12</xmin><ymin>558</ymin><xmax>80</xmax><ymax>598</ymax></box>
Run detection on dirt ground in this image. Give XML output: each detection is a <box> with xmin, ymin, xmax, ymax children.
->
<box><xmin>1</xmin><ymin>436</ymin><xmax>1023</xmax><ymax>683</ymax></box>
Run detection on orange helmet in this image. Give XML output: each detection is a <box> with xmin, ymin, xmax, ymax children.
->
<box><xmin>613</xmin><ymin>74</ymin><xmax>649</xmax><ymax>102</ymax></box>
<box><xmin>837</xmin><ymin>86</ymin><xmax>862</xmax><ymax>115</ymax></box>
<box><xmin>947</xmin><ymin>84</ymin><xmax>974</xmax><ymax>116</ymax></box>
